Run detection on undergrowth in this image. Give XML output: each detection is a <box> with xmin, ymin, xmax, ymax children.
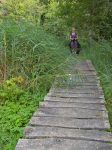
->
<box><xmin>0</xmin><ymin>19</ymin><xmax>69</xmax><ymax>150</ymax></box>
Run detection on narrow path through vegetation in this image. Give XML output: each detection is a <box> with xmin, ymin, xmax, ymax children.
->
<box><xmin>16</xmin><ymin>60</ymin><xmax>112</xmax><ymax>150</ymax></box>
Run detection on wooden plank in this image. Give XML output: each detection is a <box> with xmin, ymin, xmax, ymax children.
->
<box><xmin>44</xmin><ymin>96</ymin><xmax>105</xmax><ymax>104</ymax></box>
<box><xmin>50</xmin><ymin>86</ymin><xmax>103</xmax><ymax>91</ymax></box>
<box><xmin>47</xmin><ymin>93</ymin><xmax>103</xmax><ymax>98</ymax></box>
<box><xmin>49</xmin><ymin>89</ymin><xmax>103</xmax><ymax>94</ymax></box>
<box><xmin>24</xmin><ymin>126</ymin><xmax>112</xmax><ymax>142</ymax></box>
<box><xmin>29</xmin><ymin>117</ymin><xmax>110</xmax><ymax>130</ymax></box>
<box><xmin>34</xmin><ymin>107</ymin><xmax>108</xmax><ymax>119</ymax></box>
<box><xmin>53</xmin><ymin>85</ymin><xmax>100</xmax><ymax>89</ymax></box>
<box><xmin>16</xmin><ymin>138</ymin><xmax>112</xmax><ymax>150</ymax></box>
<box><xmin>54</xmin><ymin>82</ymin><xmax>99</xmax><ymax>86</ymax></box>
<box><xmin>40</xmin><ymin>101</ymin><xmax>106</xmax><ymax>111</ymax></box>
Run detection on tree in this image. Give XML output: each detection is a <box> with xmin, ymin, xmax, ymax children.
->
<box><xmin>0</xmin><ymin>0</ymin><xmax>46</xmax><ymax>24</ymax></box>
<box><xmin>56</xmin><ymin>0</ymin><xmax>112</xmax><ymax>39</ymax></box>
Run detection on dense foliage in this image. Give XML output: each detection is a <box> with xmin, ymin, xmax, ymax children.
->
<box><xmin>57</xmin><ymin>0</ymin><xmax>112</xmax><ymax>39</ymax></box>
<box><xmin>0</xmin><ymin>0</ymin><xmax>112</xmax><ymax>149</ymax></box>
<box><xmin>0</xmin><ymin>20</ymin><xmax>68</xmax><ymax>149</ymax></box>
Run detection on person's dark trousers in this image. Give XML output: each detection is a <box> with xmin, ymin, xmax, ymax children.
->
<box><xmin>69</xmin><ymin>40</ymin><xmax>81</xmax><ymax>54</ymax></box>
<box><xmin>76</xmin><ymin>41</ymin><xmax>81</xmax><ymax>54</ymax></box>
<box><xmin>77</xmin><ymin>41</ymin><xmax>81</xmax><ymax>48</ymax></box>
<box><xmin>69</xmin><ymin>42</ymin><xmax>72</xmax><ymax>53</ymax></box>
<box><xmin>76</xmin><ymin>48</ymin><xmax>80</xmax><ymax>54</ymax></box>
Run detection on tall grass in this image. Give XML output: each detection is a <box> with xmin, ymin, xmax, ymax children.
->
<box><xmin>0</xmin><ymin>19</ymin><xmax>69</xmax><ymax>92</ymax></box>
<box><xmin>0</xmin><ymin>19</ymin><xmax>69</xmax><ymax>150</ymax></box>
<box><xmin>81</xmin><ymin>39</ymin><xmax>112</xmax><ymax>130</ymax></box>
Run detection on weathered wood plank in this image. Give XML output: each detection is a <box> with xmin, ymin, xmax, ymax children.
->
<box><xmin>35</xmin><ymin>107</ymin><xmax>108</xmax><ymax>119</ymax></box>
<box><xmin>54</xmin><ymin>82</ymin><xmax>99</xmax><ymax>86</ymax></box>
<box><xmin>24</xmin><ymin>126</ymin><xmax>112</xmax><ymax>142</ymax></box>
<box><xmin>86</xmin><ymin>60</ymin><xmax>96</xmax><ymax>71</ymax></box>
<box><xmin>49</xmin><ymin>89</ymin><xmax>103</xmax><ymax>94</ymax></box>
<box><xmin>55</xmin><ymin>77</ymin><xmax>99</xmax><ymax>83</ymax></box>
<box><xmin>29</xmin><ymin>117</ymin><xmax>110</xmax><ymax>130</ymax></box>
<box><xmin>65</xmin><ymin>71</ymin><xmax>97</xmax><ymax>76</ymax></box>
<box><xmin>40</xmin><ymin>101</ymin><xmax>106</xmax><ymax>111</ymax></box>
<box><xmin>53</xmin><ymin>85</ymin><xmax>100</xmax><ymax>89</ymax></box>
<box><xmin>47</xmin><ymin>93</ymin><xmax>103</xmax><ymax>98</ymax></box>
<box><xmin>53</xmin><ymin>85</ymin><xmax>101</xmax><ymax>90</ymax></box>
<box><xmin>16</xmin><ymin>138</ymin><xmax>112</xmax><ymax>150</ymax></box>
<box><xmin>55</xmin><ymin>76</ymin><xmax>99</xmax><ymax>83</ymax></box>
<box><xmin>44</xmin><ymin>96</ymin><xmax>105</xmax><ymax>104</ymax></box>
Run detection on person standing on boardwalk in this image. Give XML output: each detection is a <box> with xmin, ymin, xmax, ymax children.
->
<box><xmin>69</xmin><ymin>27</ymin><xmax>81</xmax><ymax>54</ymax></box>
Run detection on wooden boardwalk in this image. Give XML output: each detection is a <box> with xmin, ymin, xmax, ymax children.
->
<box><xmin>16</xmin><ymin>60</ymin><xmax>112</xmax><ymax>150</ymax></box>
